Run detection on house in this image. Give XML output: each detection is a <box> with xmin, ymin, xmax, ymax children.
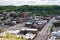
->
<box><xmin>41</xmin><ymin>17</ymin><xmax>52</xmax><ymax>22</ymax></box>
<box><xmin>8</xmin><ymin>17</ymin><xmax>16</xmax><ymax>21</ymax></box>
<box><xmin>16</xmin><ymin>18</ymin><xmax>24</xmax><ymax>23</ymax></box>
<box><xmin>3</xmin><ymin>19</ymin><xmax>10</xmax><ymax>25</ymax></box>
<box><xmin>4</xmin><ymin>20</ymin><xmax>16</xmax><ymax>26</ymax></box>
<box><xmin>3</xmin><ymin>12</ymin><xmax>11</xmax><ymax>17</ymax></box>
<box><xmin>9</xmin><ymin>21</ymin><xmax>16</xmax><ymax>26</ymax></box>
<box><xmin>25</xmin><ymin>22</ymin><xmax>33</xmax><ymax>27</ymax></box>
<box><xmin>0</xmin><ymin>14</ymin><xmax>3</xmax><ymax>17</ymax></box>
<box><xmin>4</xmin><ymin>22</ymin><xmax>10</xmax><ymax>25</ymax></box>
<box><xmin>51</xmin><ymin>31</ymin><xmax>60</xmax><ymax>37</ymax></box>
<box><xmin>55</xmin><ymin>16</ymin><xmax>60</xmax><ymax>20</ymax></box>
<box><xmin>0</xmin><ymin>21</ymin><xmax>2</xmax><ymax>25</ymax></box>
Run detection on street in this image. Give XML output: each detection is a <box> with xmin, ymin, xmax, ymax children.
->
<box><xmin>34</xmin><ymin>17</ymin><xmax>55</xmax><ymax>40</ymax></box>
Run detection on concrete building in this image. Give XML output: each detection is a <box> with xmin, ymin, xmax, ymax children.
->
<box><xmin>21</xmin><ymin>12</ymin><xmax>31</xmax><ymax>18</ymax></box>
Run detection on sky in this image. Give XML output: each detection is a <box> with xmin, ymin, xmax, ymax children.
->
<box><xmin>0</xmin><ymin>0</ymin><xmax>60</xmax><ymax>6</ymax></box>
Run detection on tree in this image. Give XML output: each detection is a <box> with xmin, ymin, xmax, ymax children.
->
<box><xmin>5</xmin><ymin>33</ymin><xmax>11</xmax><ymax>38</ymax></box>
<box><xmin>1</xmin><ymin>16</ymin><xmax>8</xmax><ymax>21</ymax></box>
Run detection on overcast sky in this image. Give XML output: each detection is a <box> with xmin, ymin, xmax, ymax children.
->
<box><xmin>0</xmin><ymin>0</ymin><xmax>60</xmax><ymax>6</ymax></box>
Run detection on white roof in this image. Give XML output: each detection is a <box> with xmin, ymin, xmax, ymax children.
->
<box><xmin>36</xmin><ymin>20</ymin><xmax>47</xmax><ymax>23</ymax></box>
<box><xmin>7</xmin><ymin>30</ymin><xmax>20</xmax><ymax>34</ymax></box>
<box><xmin>12</xmin><ymin>21</ymin><xmax>16</xmax><ymax>23</ymax></box>
<box><xmin>38</xmin><ymin>22</ymin><xmax>43</xmax><ymax>24</ymax></box>
<box><xmin>57</xmin><ymin>16</ymin><xmax>60</xmax><ymax>18</ymax></box>
<box><xmin>58</xmin><ymin>31</ymin><xmax>60</xmax><ymax>32</ymax></box>
<box><xmin>21</xmin><ymin>28</ymin><xmax>38</xmax><ymax>31</ymax></box>
<box><xmin>52</xmin><ymin>32</ymin><xmax>57</xmax><ymax>33</ymax></box>
<box><xmin>34</xmin><ymin>19</ymin><xmax>39</xmax><ymax>20</ymax></box>
<box><xmin>24</xmin><ymin>33</ymin><xmax>36</xmax><ymax>39</ymax></box>
<box><xmin>25</xmin><ymin>22</ymin><xmax>32</xmax><ymax>24</ymax></box>
<box><xmin>51</xmin><ymin>32</ymin><xmax>57</xmax><ymax>36</ymax></box>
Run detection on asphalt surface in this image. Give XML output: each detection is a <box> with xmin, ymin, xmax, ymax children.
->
<box><xmin>34</xmin><ymin>17</ymin><xmax>55</xmax><ymax>40</ymax></box>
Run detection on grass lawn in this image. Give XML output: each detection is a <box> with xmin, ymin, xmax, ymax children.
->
<box><xmin>0</xmin><ymin>33</ymin><xmax>28</xmax><ymax>40</ymax></box>
<box><xmin>0</xmin><ymin>38</ymin><xmax>26</xmax><ymax>40</ymax></box>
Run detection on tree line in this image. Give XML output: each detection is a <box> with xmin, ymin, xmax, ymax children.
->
<box><xmin>0</xmin><ymin>5</ymin><xmax>60</xmax><ymax>16</ymax></box>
